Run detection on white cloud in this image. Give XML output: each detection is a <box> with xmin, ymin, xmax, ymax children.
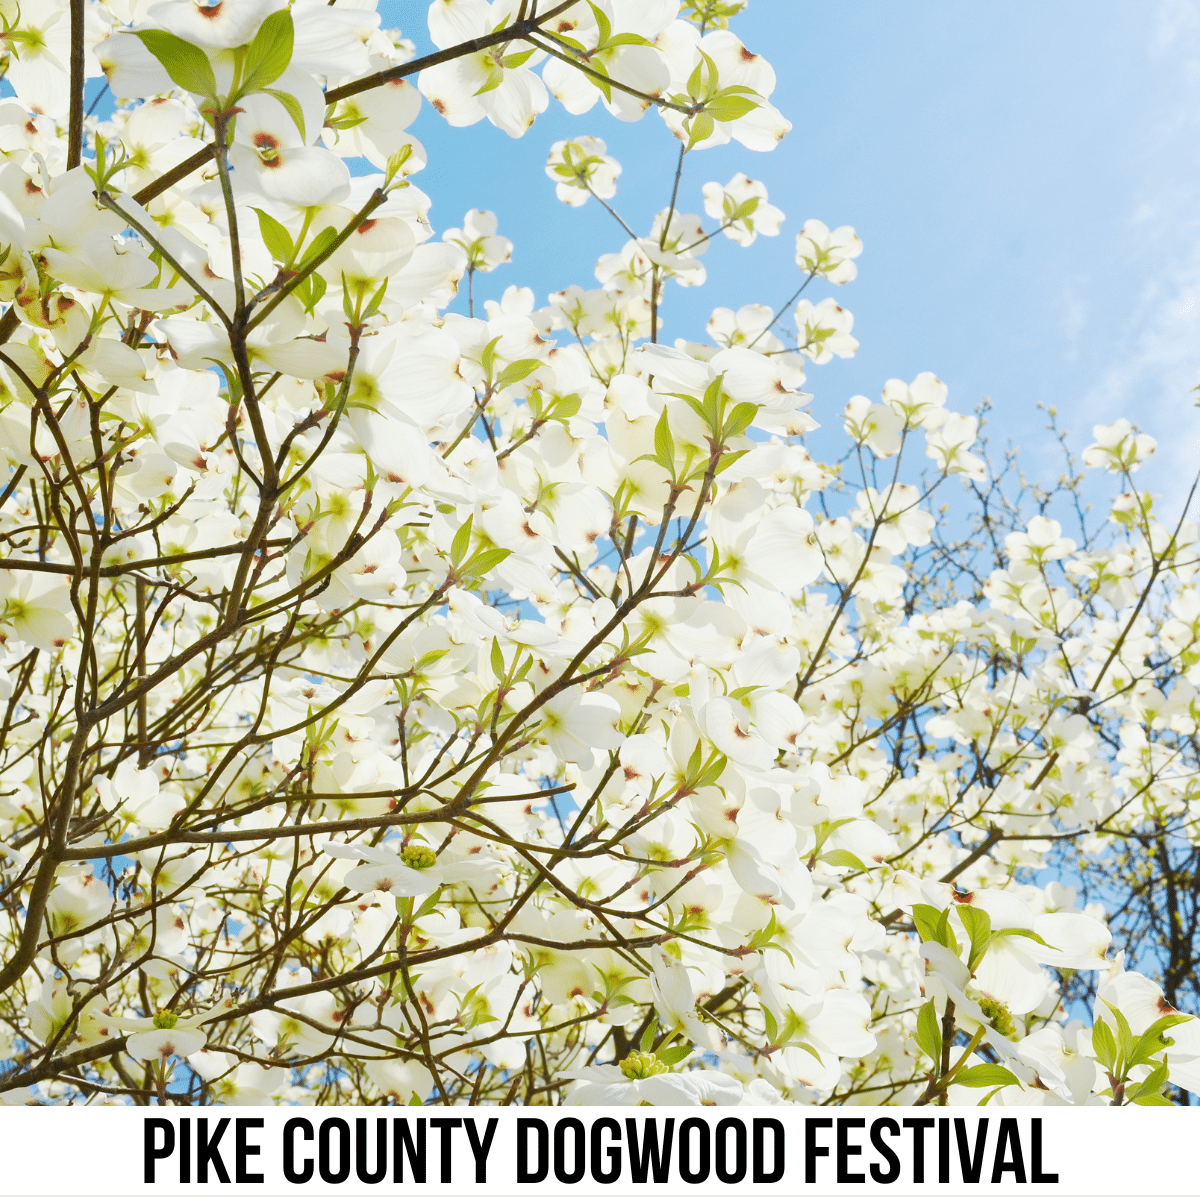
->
<box><xmin>1071</xmin><ymin>1</ymin><xmax>1200</xmax><ymax>515</ymax></box>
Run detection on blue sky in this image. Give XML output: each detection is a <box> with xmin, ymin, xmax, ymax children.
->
<box><xmin>383</xmin><ymin>0</ymin><xmax>1200</xmax><ymax>513</ymax></box>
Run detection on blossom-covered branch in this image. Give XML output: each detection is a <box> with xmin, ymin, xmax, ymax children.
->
<box><xmin>0</xmin><ymin>0</ymin><xmax>1196</xmax><ymax>1111</ymax></box>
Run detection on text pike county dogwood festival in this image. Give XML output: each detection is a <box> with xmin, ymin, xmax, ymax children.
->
<box><xmin>143</xmin><ymin>1113</ymin><xmax>1059</xmax><ymax>1187</ymax></box>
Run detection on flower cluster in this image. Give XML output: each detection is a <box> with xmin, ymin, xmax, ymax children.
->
<box><xmin>0</xmin><ymin>0</ymin><xmax>1194</xmax><ymax>1110</ymax></box>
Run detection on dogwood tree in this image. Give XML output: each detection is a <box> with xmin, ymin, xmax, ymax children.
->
<box><xmin>0</xmin><ymin>0</ymin><xmax>1198</xmax><ymax>1108</ymax></box>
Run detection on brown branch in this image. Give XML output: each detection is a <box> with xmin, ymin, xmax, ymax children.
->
<box><xmin>324</xmin><ymin>1</ymin><xmax>580</xmax><ymax>104</ymax></box>
<box><xmin>67</xmin><ymin>0</ymin><xmax>86</xmax><ymax>170</ymax></box>
<box><xmin>881</xmin><ymin>751</ymin><xmax>1061</xmax><ymax>927</ymax></box>
<box><xmin>132</xmin><ymin>145</ymin><xmax>216</xmax><ymax>205</ymax></box>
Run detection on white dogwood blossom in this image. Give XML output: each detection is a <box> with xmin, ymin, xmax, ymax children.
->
<box><xmin>701</xmin><ymin>172</ymin><xmax>783</xmax><ymax>246</ymax></box>
<box><xmin>545</xmin><ymin>136</ymin><xmax>622</xmax><ymax>207</ymax></box>
<box><xmin>794</xmin><ymin>218</ymin><xmax>863</xmax><ymax>284</ymax></box>
<box><xmin>0</xmin><ymin>0</ymin><xmax>1194</xmax><ymax>1112</ymax></box>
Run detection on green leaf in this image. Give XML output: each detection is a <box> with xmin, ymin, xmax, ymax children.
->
<box><xmin>262</xmin><ymin>87</ymin><xmax>306</xmax><ymax>141</ymax></box>
<box><xmin>993</xmin><ymin>926</ymin><xmax>1054</xmax><ymax>950</ymax></box>
<box><xmin>725</xmin><ymin>194</ymin><xmax>760</xmax><ymax>220</ymax></box>
<box><xmin>293</xmin><ymin>270</ymin><xmax>327</xmax><ymax>315</ymax></box>
<box><xmin>954</xmin><ymin>1064</ymin><xmax>1020</xmax><ymax>1089</ymax></box>
<box><xmin>500</xmin><ymin>48</ymin><xmax>536</xmax><ymax>69</ymax></box>
<box><xmin>473</xmin><ymin>67</ymin><xmax>504</xmax><ymax>96</ymax></box>
<box><xmin>794</xmin><ymin>1041</ymin><xmax>825</xmax><ymax>1065</ymax></box>
<box><xmin>1091</xmin><ymin>1016</ymin><xmax>1118</xmax><ymax>1070</ymax></box>
<box><xmin>701</xmin><ymin>374</ymin><xmax>725</xmax><ymax>429</ymax></box>
<box><xmin>551</xmin><ymin>33</ymin><xmax>587</xmax><ymax>54</ymax></box>
<box><xmin>552</xmin><ymin>393</ymin><xmax>582</xmax><ymax>420</ymax></box>
<box><xmin>670</xmin><ymin>398</ymin><xmax>704</xmax><ymax>436</ymax></box>
<box><xmin>723</xmin><ymin>401</ymin><xmax>758</xmax><ymax>439</ymax></box>
<box><xmin>134</xmin><ymin>30</ymin><xmax>217</xmax><ymax>99</ymax></box>
<box><xmin>326</xmin><ymin>111</ymin><xmax>369</xmax><ymax>131</ymax></box>
<box><xmin>253</xmin><ymin>207</ymin><xmax>293</xmax><ymax>264</ymax></box>
<box><xmin>685</xmin><ymin>111</ymin><xmax>716</xmax><ymax>150</ymax></box>
<box><xmin>1126</xmin><ymin>1059</ymin><xmax>1170</xmax><ymax>1099</ymax></box>
<box><xmin>385</xmin><ymin>143</ymin><xmax>414</xmax><ymax>183</ymax></box>
<box><xmin>914</xmin><ymin>999</ymin><xmax>942</xmax><ymax>1064</ymax></box>
<box><xmin>408</xmin><ymin>1092</ymin><xmax>424</xmax><ymax>1106</ymax></box>
<box><xmin>465</xmin><ymin>547</ymin><xmax>512</xmax><ymax>577</ymax></box>
<box><xmin>480</xmin><ymin>335</ymin><xmax>502</xmax><ymax>381</ymax></box>
<box><xmin>494</xmin><ymin>358</ymin><xmax>543</xmax><ymax>389</ymax></box>
<box><xmin>362</xmin><ymin>277</ymin><xmax>389</xmax><ymax>321</ymax></box>
<box><xmin>411</xmin><ymin>887</ymin><xmax>444</xmax><ymax>921</ymax></box>
<box><xmin>585</xmin><ymin>59</ymin><xmax>613</xmax><ymax>103</ymax></box>
<box><xmin>655</xmin><ymin>1043</ymin><xmax>690</xmax><ymax>1066</ymax></box>
<box><xmin>300</xmin><ymin>224</ymin><xmax>339</xmax><ymax>266</ymax></box>
<box><xmin>936</xmin><ymin>908</ymin><xmax>961</xmax><ymax>955</ymax></box>
<box><xmin>639</xmin><ymin>1019</ymin><xmax>658</xmax><ymax>1052</ymax></box>
<box><xmin>714</xmin><ymin>447</ymin><xmax>750</xmax><ymax>475</ymax></box>
<box><xmin>745</xmin><ymin>910</ymin><xmax>782</xmax><ymax>953</ymax></box>
<box><xmin>241</xmin><ymin>9</ymin><xmax>294</xmax><ymax>94</ymax></box>
<box><xmin>1148</xmin><ymin>1011</ymin><xmax>1192</xmax><ymax>1036</ymax></box>
<box><xmin>1129</xmin><ymin>1013</ymin><xmax>1191</xmax><ymax>1068</ymax></box>
<box><xmin>489</xmin><ymin>637</ymin><xmax>505</xmax><ymax>680</ymax></box>
<box><xmin>821</xmin><ymin>848</ymin><xmax>867</xmax><ymax>871</ymax></box>
<box><xmin>653</xmin><ymin>406</ymin><xmax>675</xmax><ymax>471</ymax></box>
<box><xmin>1102</xmin><ymin>1000</ymin><xmax>1137</xmax><ymax>1062</ymax></box>
<box><xmin>762</xmin><ymin>1005</ymin><xmax>778</xmax><ymax>1045</ymax></box>
<box><xmin>341</xmin><ymin>270</ymin><xmax>358</xmax><ymax>323</ymax></box>
<box><xmin>696</xmin><ymin>50</ymin><xmax>721</xmax><ymax>99</ymax></box>
<box><xmin>587</xmin><ymin>1</ymin><xmax>613</xmax><ymax>46</ymax></box>
<box><xmin>958</xmin><ymin>904</ymin><xmax>992</xmax><ymax>973</ymax></box>
<box><xmin>450</xmin><ymin>515</ymin><xmax>473</xmax><ymax>568</ymax></box>
<box><xmin>1131</xmin><ymin>1092</ymin><xmax>1175</xmax><ymax>1105</ymax></box>
<box><xmin>694</xmin><ymin>752</ymin><xmax>727</xmax><ymax>790</ymax></box>
<box><xmin>912</xmin><ymin>903</ymin><xmax>960</xmax><ymax>954</ymax></box>
<box><xmin>705</xmin><ymin>92</ymin><xmax>760</xmax><ymax>123</ymax></box>
<box><xmin>911</xmin><ymin>904</ymin><xmax>943</xmax><ymax>945</ymax></box>
<box><xmin>607</xmin><ymin>31</ymin><xmax>653</xmax><ymax>48</ymax></box>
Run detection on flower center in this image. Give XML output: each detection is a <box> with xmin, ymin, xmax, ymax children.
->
<box><xmin>978</xmin><ymin>996</ymin><xmax>1017</xmax><ymax>1040</ymax></box>
<box><xmin>254</xmin><ymin>133</ymin><xmax>281</xmax><ymax>166</ymax></box>
<box><xmin>619</xmin><ymin>1050</ymin><xmax>669</xmax><ymax>1080</ymax></box>
<box><xmin>402</xmin><ymin>845</ymin><xmax>437</xmax><ymax>870</ymax></box>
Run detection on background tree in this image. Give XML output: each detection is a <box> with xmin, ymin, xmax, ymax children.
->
<box><xmin>0</xmin><ymin>0</ymin><xmax>1196</xmax><ymax>1108</ymax></box>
